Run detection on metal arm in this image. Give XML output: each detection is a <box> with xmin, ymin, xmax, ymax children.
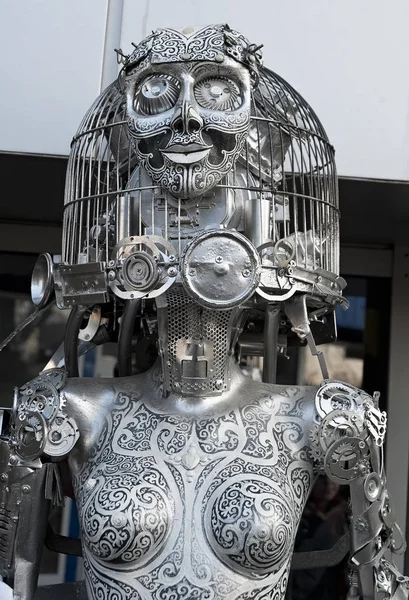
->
<box><xmin>0</xmin><ymin>368</ymin><xmax>78</xmax><ymax>599</ymax></box>
<box><xmin>310</xmin><ymin>380</ymin><xmax>409</xmax><ymax>600</ymax></box>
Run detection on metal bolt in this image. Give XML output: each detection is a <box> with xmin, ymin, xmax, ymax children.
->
<box><xmin>215</xmin><ymin>256</ymin><xmax>223</xmax><ymax>263</ymax></box>
<box><xmin>215</xmin><ymin>380</ymin><xmax>224</xmax><ymax>390</ymax></box>
<box><xmin>108</xmin><ymin>270</ymin><xmax>116</xmax><ymax>281</ymax></box>
<box><xmin>21</xmin><ymin>485</ymin><xmax>31</xmax><ymax>495</ymax></box>
<box><xmin>108</xmin><ymin>260</ymin><xmax>115</xmax><ymax>268</ymax></box>
<box><xmin>168</xmin><ymin>267</ymin><xmax>177</xmax><ymax>277</ymax></box>
<box><xmin>242</xmin><ymin>269</ymin><xmax>251</xmax><ymax>278</ymax></box>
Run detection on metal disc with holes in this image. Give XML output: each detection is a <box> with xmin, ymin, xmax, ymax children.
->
<box><xmin>315</xmin><ymin>380</ymin><xmax>369</xmax><ymax>419</ymax></box>
<box><xmin>319</xmin><ymin>409</ymin><xmax>364</xmax><ymax>452</ymax></box>
<box><xmin>44</xmin><ymin>416</ymin><xmax>80</xmax><ymax>457</ymax></box>
<box><xmin>324</xmin><ymin>437</ymin><xmax>369</xmax><ymax>484</ymax></box>
<box><xmin>15</xmin><ymin>411</ymin><xmax>47</xmax><ymax>461</ymax></box>
<box><xmin>181</xmin><ymin>230</ymin><xmax>261</xmax><ymax>309</ymax></box>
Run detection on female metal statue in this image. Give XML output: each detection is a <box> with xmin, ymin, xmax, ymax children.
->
<box><xmin>0</xmin><ymin>24</ymin><xmax>407</xmax><ymax>600</ymax></box>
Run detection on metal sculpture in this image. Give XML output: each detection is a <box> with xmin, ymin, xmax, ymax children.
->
<box><xmin>0</xmin><ymin>24</ymin><xmax>407</xmax><ymax>600</ymax></box>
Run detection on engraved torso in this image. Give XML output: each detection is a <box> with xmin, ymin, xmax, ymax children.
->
<box><xmin>66</xmin><ymin>366</ymin><xmax>318</xmax><ymax>600</ymax></box>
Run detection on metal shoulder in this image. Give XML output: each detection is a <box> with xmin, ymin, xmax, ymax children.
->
<box><xmin>309</xmin><ymin>379</ymin><xmax>409</xmax><ymax>599</ymax></box>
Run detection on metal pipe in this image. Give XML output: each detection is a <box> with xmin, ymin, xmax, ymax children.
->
<box><xmin>117</xmin><ymin>299</ymin><xmax>141</xmax><ymax>376</ymax></box>
<box><xmin>64</xmin><ymin>306</ymin><xmax>88</xmax><ymax>378</ymax></box>
<box><xmin>262</xmin><ymin>305</ymin><xmax>281</xmax><ymax>383</ymax></box>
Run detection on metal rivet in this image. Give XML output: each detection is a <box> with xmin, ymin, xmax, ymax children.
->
<box><xmin>215</xmin><ymin>53</ymin><xmax>224</xmax><ymax>63</ymax></box>
<box><xmin>181</xmin><ymin>52</ymin><xmax>191</xmax><ymax>61</ymax></box>
<box><xmin>183</xmin><ymin>27</ymin><xmax>194</xmax><ymax>34</ymax></box>
<box><xmin>9</xmin><ymin>456</ymin><xmax>17</xmax><ymax>465</ymax></box>
<box><xmin>22</xmin><ymin>485</ymin><xmax>31</xmax><ymax>494</ymax></box>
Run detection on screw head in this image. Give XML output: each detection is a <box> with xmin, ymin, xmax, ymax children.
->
<box><xmin>215</xmin><ymin>256</ymin><xmax>223</xmax><ymax>263</ymax></box>
<box><xmin>9</xmin><ymin>455</ymin><xmax>17</xmax><ymax>465</ymax></box>
<box><xmin>167</xmin><ymin>267</ymin><xmax>177</xmax><ymax>277</ymax></box>
<box><xmin>108</xmin><ymin>270</ymin><xmax>116</xmax><ymax>281</ymax></box>
<box><xmin>242</xmin><ymin>269</ymin><xmax>251</xmax><ymax>278</ymax></box>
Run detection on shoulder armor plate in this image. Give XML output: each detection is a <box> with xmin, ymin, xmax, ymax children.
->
<box><xmin>12</xmin><ymin>369</ymin><xmax>79</xmax><ymax>462</ymax></box>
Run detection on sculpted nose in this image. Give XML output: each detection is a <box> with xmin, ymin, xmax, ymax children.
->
<box><xmin>171</xmin><ymin>101</ymin><xmax>203</xmax><ymax>134</ymax></box>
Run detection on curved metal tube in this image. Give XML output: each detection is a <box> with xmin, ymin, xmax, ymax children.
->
<box><xmin>117</xmin><ymin>299</ymin><xmax>141</xmax><ymax>376</ymax></box>
<box><xmin>64</xmin><ymin>306</ymin><xmax>88</xmax><ymax>378</ymax></box>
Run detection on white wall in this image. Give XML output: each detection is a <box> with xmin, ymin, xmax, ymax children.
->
<box><xmin>2</xmin><ymin>0</ymin><xmax>409</xmax><ymax>181</ymax></box>
<box><xmin>0</xmin><ymin>0</ymin><xmax>109</xmax><ymax>156</ymax></box>
<box><xmin>120</xmin><ymin>0</ymin><xmax>409</xmax><ymax>181</ymax></box>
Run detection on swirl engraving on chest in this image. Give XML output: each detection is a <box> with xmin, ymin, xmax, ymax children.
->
<box><xmin>81</xmin><ymin>463</ymin><xmax>172</xmax><ymax>563</ymax></box>
<box><xmin>205</xmin><ymin>477</ymin><xmax>294</xmax><ymax>577</ymax></box>
<box><xmin>73</xmin><ymin>387</ymin><xmax>315</xmax><ymax>600</ymax></box>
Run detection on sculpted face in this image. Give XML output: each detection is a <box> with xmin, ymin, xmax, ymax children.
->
<box><xmin>125</xmin><ymin>57</ymin><xmax>252</xmax><ymax>199</ymax></box>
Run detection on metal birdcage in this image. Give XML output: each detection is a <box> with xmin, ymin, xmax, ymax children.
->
<box><xmin>59</xmin><ymin>63</ymin><xmax>342</xmax><ymax>310</ymax></box>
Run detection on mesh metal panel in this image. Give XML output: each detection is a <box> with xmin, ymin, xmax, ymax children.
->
<box><xmin>165</xmin><ymin>287</ymin><xmax>233</xmax><ymax>394</ymax></box>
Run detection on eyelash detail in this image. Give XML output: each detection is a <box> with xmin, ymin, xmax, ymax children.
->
<box><xmin>194</xmin><ymin>77</ymin><xmax>241</xmax><ymax>111</ymax></box>
<box><xmin>134</xmin><ymin>75</ymin><xmax>181</xmax><ymax>115</ymax></box>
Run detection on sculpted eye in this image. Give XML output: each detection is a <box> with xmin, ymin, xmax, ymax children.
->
<box><xmin>194</xmin><ymin>77</ymin><xmax>242</xmax><ymax>111</ymax></box>
<box><xmin>134</xmin><ymin>75</ymin><xmax>181</xmax><ymax>115</ymax></box>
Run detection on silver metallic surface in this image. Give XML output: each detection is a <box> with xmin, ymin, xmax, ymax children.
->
<box><xmin>60</xmin><ymin>23</ymin><xmax>341</xmax><ymax>310</ymax></box>
<box><xmin>1</xmin><ymin>21</ymin><xmax>407</xmax><ymax>600</ymax></box>
<box><xmin>31</xmin><ymin>253</ymin><xmax>54</xmax><ymax>308</ymax></box>
<box><xmin>181</xmin><ymin>229</ymin><xmax>261</xmax><ymax>308</ymax></box>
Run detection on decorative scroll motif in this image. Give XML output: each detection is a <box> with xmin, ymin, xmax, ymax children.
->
<box><xmin>72</xmin><ymin>385</ymin><xmax>315</xmax><ymax>600</ymax></box>
<box><xmin>125</xmin><ymin>25</ymin><xmax>263</xmax><ymax>74</ymax></box>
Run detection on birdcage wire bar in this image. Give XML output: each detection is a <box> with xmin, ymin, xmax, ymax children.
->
<box><xmin>63</xmin><ymin>68</ymin><xmax>339</xmax><ymax>280</ymax></box>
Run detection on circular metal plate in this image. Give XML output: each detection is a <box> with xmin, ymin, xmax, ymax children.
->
<box><xmin>181</xmin><ymin>230</ymin><xmax>261</xmax><ymax>309</ymax></box>
<box><xmin>31</xmin><ymin>253</ymin><xmax>54</xmax><ymax>308</ymax></box>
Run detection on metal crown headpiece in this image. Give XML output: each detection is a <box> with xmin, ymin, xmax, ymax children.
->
<box><xmin>117</xmin><ymin>24</ymin><xmax>263</xmax><ymax>83</ymax></box>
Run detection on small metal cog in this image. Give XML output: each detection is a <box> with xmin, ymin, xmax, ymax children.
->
<box><xmin>315</xmin><ymin>381</ymin><xmax>370</xmax><ymax>419</ymax></box>
<box><xmin>319</xmin><ymin>409</ymin><xmax>364</xmax><ymax>452</ymax></box>
<box><xmin>324</xmin><ymin>436</ymin><xmax>369</xmax><ymax>485</ymax></box>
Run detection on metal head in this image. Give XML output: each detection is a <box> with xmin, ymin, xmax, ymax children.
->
<box><xmin>60</xmin><ymin>24</ymin><xmax>343</xmax><ymax>310</ymax></box>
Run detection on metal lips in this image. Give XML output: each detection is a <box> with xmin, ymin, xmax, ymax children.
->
<box><xmin>180</xmin><ymin>229</ymin><xmax>261</xmax><ymax>309</ymax></box>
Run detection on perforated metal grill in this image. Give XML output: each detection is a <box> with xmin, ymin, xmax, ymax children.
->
<box><xmin>165</xmin><ymin>287</ymin><xmax>234</xmax><ymax>393</ymax></box>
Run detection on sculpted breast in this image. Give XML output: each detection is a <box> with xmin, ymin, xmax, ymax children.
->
<box><xmin>204</xmin><ymin>475</ymin><xmax>295</xmax><ymax>577</ymax></box>
<box><xmin>79</xmin><ymin>458</ymin><xmax>173</xmax><ymax>565</ymax></box>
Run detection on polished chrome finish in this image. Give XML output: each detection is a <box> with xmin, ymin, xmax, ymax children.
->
<box><xmin>31</xmin><ymin>253</ymin><xmax>54</xmax><ymax>308</ymax></box>
<box><xmin>181</xmin><ymin>229</ymin><xmax>261</xmax><ymax>309</ymax></box>
<box><xmin>2</xmin><ymin>21</ymin><xmax>407</xmax><ymax>600</ymax></box>
<box><xmin>61</xmin><ymin>23</ymin><xmax>341</xmax><ymax>310</ymax></box>
<box><xmin>262</xmin><ymin>304</ymin><xmax>280</xmax><ymax>383</ymax></box>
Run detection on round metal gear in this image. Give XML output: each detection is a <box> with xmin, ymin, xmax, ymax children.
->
<box><xmin>15</xmin><ymin>411</ymin><xmax>47</xmax><ymax>462</ymax></box>
<box><xmin>315</xmin><ymin>381</ymin><xmax>370</xmax><ymax>419</ymax></box>
<box><xmin>18</xmin><ymin>381</ymin><xmax>60</xmax><ymax>423</ymax></box>
<box><xmin>319</xmin><ymin>409</ymin><xmax>364</xmax><ymax>452</ymax></box>
<box><xmin>20</xmin><ymin>369</ymin><xmax>67</xmax><ymax>393</ymax></box>
<box><xmin>44</xmin><ymin>415</ymin><xmax>80</xmax><ymax>457</ymax></box>
<box><xmin>324</xmin><ymin>436</ymin><xmax>370</xmax><ymax>484</ymax></box>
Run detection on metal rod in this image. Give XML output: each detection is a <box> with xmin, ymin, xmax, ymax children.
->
<box><xmin>262</xmin><ymin>305</ymin><xmax>281</xmax><ymax>383</ymax></box>
<box><xmin>117</xmin><ymin>299</ymin><xmax>141</xmax><ymax>377</ymax></box>
<box><xmin>64</xmin><ymin>305</ymin><xmax>88</xmax><ymax>377</ymax></box>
